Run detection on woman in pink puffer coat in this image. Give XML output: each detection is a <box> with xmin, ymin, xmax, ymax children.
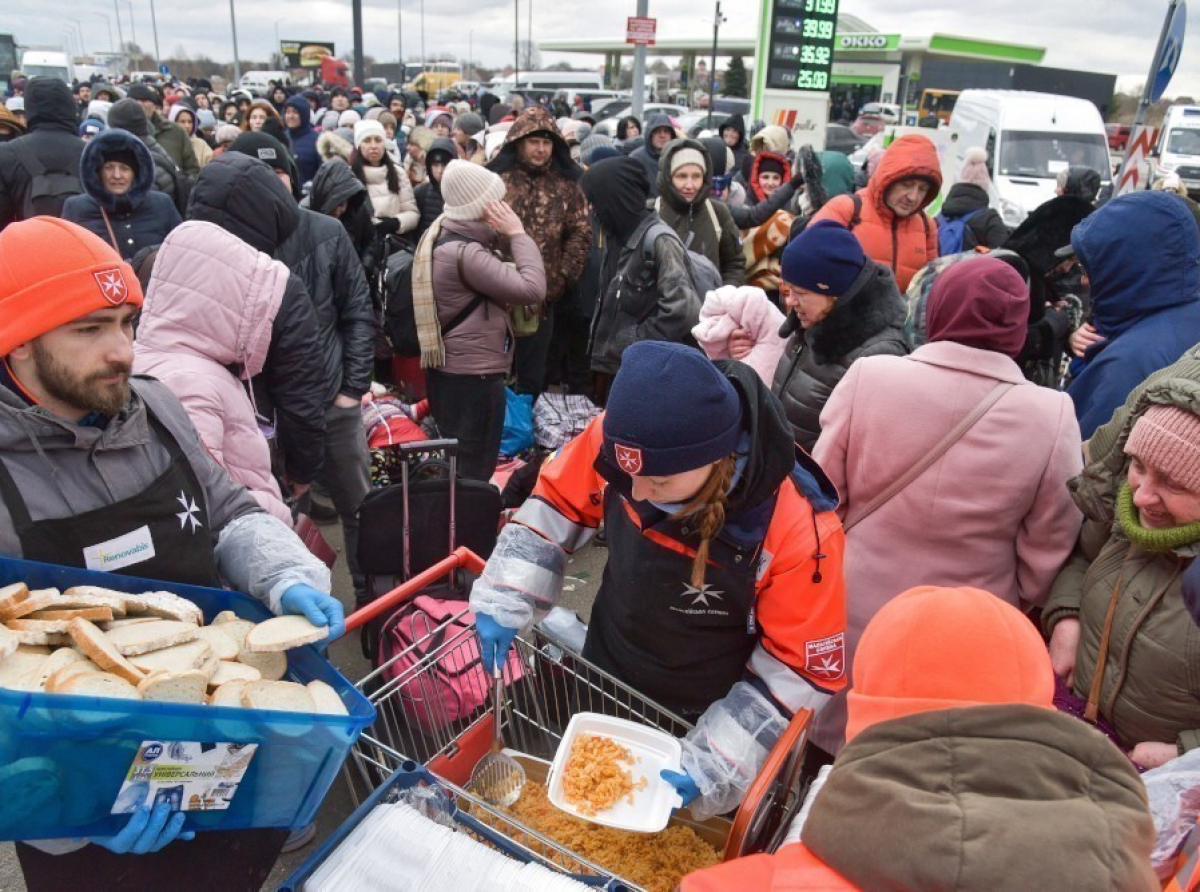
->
<box><xmin>133</xmin><ymin>220</ymin><xmax>298</xmax><ymax>526</ymax></box>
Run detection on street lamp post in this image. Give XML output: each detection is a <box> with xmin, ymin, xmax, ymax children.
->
<box><xmin>707</xmin><ymin>1</ymin><xmax>726</xmax><ymax>116</ymax></box>
<box><xmin>149</xmin><ymin>0</ymin><xmax>162</xmax><ymax>66</ymax></box>
<box><xmin>228</xmin><ymin>0</ymin><xmax>242</xmax><ymax>82</ymax></box>
<box><xmin>630</xmin><ymin>0</ymin><xmax>647</xmax><ymax>120</ymax></box>
<box><xmin>94</xmin><ymin>12</ymin><xmax>115</xmax><ymax>53</ymax></box>
<box><xmin>124</xmin><ymin>1</ymin><xmax>137</xmax><ymax>47</ymax></box>
<box><xmin>514</xmin><ymin>0</ymin><xmax>520</xmax><ymax>88</ymax></box>
<box><xmin>112</xmin><ymin>0</ymin><xmax>125</xmax><ymax>54</ymax></box>
<box><xmin>397</xmin><ymin>0</ymin><xmax>402</xmax><ymax>78</ymax></box>
<box><xmin>468</xmin><ymin>30</ymin><xmax>473</xmax><ymax>85</ymax></box>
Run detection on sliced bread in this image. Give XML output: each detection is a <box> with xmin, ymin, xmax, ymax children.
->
<box><xmin>44</xmin><ymin>659</ymin><xmax>104</xmax><ymax>693</ymax></box>
<box><xmin>244</xmin><ymin>615</ymin><xmax>328</xmax><ymax>653</ymax></box>
<box><xmin>104</xmin><ymin>620</ymin><xmax>199</xmax><ymax>656</ymax></box>
<box><xmin>0</xmin><ymin>583</ymin><xmax>30</xmax><ymax>621</ymax></box>
<box><xmin>207</xmin><ymin>661</ymin><xmax>261</xmax><ymax>689</ymax></box>
<box><xmin>239</xmin><ymin>680</ymin><xmax>315</xmax><ymax>714</ymax></box>
<box><xmin>57</xmin><ymin>671</ymin><xmax>142</xmax><ymax>700</ymax></box>
<box><xmin>0</xmin><ymin>625</ymin><xmax>15</xmax><ymax>661</ymax></box>
<box><xmin>100</xmin><ymin>617</ymin><xmax>159</xmax><ymax>630</ymax></box>
<box><xmin>137</xmin><ymin>670</ymin><xmax>208</xmax><ymax>704</ymax></box>
<box><xmin>212</xmin><ymin>610</ymin><xmax>241</xmax><ymax>625</ymax></box>
<box><xmin>67</xmin><ymin>619</ymin><xmax>144</xmax><ymax>684</ymax></box>
<box><xmin>5</xmin><ymin>589</ymin><xmax>64</xmax><ymax>620</ymax></box>
<box><xmin>58</xmin><ymin>587</ymin><xmax>130</xmax><ymax>616</ymax></box>
<box><xmin>14</xmin><ymin>644</ymin><xmax>51</xmax><ymax>656</ymax></box>
<box><xmin>236</xmin><ymin>649</ymin><xmax>287</xmax><ymax>682</ymax></box>
<box><xmin>209</xmin><ymin>679</ymin><xmax>250</xmax><ymax>708</ymax></box>
<box><xmin>127</xmin><ymin>640</ymin><xmax>214</xmax><ymax>676</ymax></box>
<box><xmin>194</xmin><ymin>626</ymin><xmax>239</xmax><ymax>661</ymax></box>
<box><xmin>307</xmin><ymin>680</ymin><xmax>349</xmax><ymax>716</ymax></box>
<box><xmin>7</xmin><ymin>618</ymin><xmax>72</xmax><ymax>633</ymax></box>
<box><xmin>22</xmin><ymin>648</ymin><xmax>85</xmax><ymax>691</ymax></box>
<box><xmin>7</xmin><ymin>629</ymin><xmax>69</xmax><ymax>646</ymax></box>
<box><xmin>123</xmin><ymin>591</ymin><xmax>202</xmax><ymax>625</ymax></box>
<box><xmin>26</xmin><ymin>607</ymin><xmax>114</xmax><ymax>623</ymax></box>
<box><xmin>0</xmin><ymin>649</ymin><xmax>56</xmax><ymax>689</ymax></box>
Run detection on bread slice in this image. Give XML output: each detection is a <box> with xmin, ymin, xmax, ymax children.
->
<box><xmin>0</xmin><ymin>649</ymin><xmax>56</xmax><ymax>689</ymax></box>
<box><xmin>59</xmin><ymin>587</ymin><xmax>130</xmax><ymax>616</ymax></box>
<box><xmin>212</xmin><ymin>610</ymin><xmax>241</xmax><ymax>626</ymax></box>
<box><xmin>216</xmin><ymin>619</ymin><xmax>255</xmax><ymax>651</ymax></box>
<box><xmin>307</xmin><ymin>680</ymin><xmax>349</xmax><ymax>716</ymax></box>
<box><xmin>57</xmin><ymin>671</ymin><xmax>141</xmax><ymax>700</ymax></box>
<box><xmin>100</xmin><ymin>617</ymin><xmax>158</xmax><ymax>630</ymax></box>
<box><xmin>208</xmin><ymin>660</ymin><xmax>261</xmax><ymax>689</ymax></box>
<box><xmin>27</xmin><ymin>607</ymin><xmax>114</xmax><ymax>623</ymax></box>
<box><xmin>244</xmin><ymin>615</ymin><xmax>329</xmax><ymax>652</ymax></box>
<box><xmin>210</xmin><ymin>679</ymin><xmax>250</xmax><ymax>708</ymax></box>
<box><xmin>67</xmin><ymin>619</ymin><xmax>144</xmax><ymax>684</ymax></box>
<box><xmin>194</xmin><ymin>626</ymin><xmax>238</xmax><ymax>661</ymax></box>
<box><xmin>0</xmin><ymin>583</ymin><xmax>30</xmax><ymax>621</ymax></box>
<box><xmin>7</xmin><ymin>629</ymin><xmax>69</xmax><ymax>647</ymax></box>
<box><xmin>22</xmin><ymin>648</ymin><xmax>85</xmax><ymax>691</ymax></box>
<box><xmin>0</xmin><ymin>625</ymin><xmax>15</xmax><ymax>662</ymax></box>
<box><xmin>137</xmin><ymin>670</ymin><xmax>208</xmax><ymax>704</ymax></box>
<box><xmin>45</xmin><ymin>659</ymin><xmax>104</xmax><ymax>693</ymax></box>
<box><xmin>5</xmin><ymin>589</ymin><xmax>63</xmax><ymax>620</ymax></box>
<box><xmin>239</xmin><ymin>680</ymin><xmax>315</xmax><ymax>713</ymax></box>
<box><xmin>123</xmin><ymin>591</ymin><xmax>202</xmax><ymax>625</ymax></box>
<box><xmin>8</xmin><ymin>619</ymin><xmax>73</xmax><ymax>633</ymax></box>
<box><xmin>15</xmin><ymin>644</ymin><xmax>51</xmax><ymax>656</ymax></box>
<box><xmin>236</xmin><ymin>649</ymin><xmax>287</xmax><ymax>682</ymax></box>
<box><xmin>104</xmin><ymin>621</ymin><xmax>199</xmax><ymax>656</ymax></box>
<box><xmin>127</xmin><ymin>639</ymin><xmax>214</xmax><ymax>676</ymax></box>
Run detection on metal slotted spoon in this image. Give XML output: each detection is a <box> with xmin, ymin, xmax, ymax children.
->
<box><xmin>467</xmin><ymin>665</ymin><xmax>526</xmax><ymax>807</ymax></box>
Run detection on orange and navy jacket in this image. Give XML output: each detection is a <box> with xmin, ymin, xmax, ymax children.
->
<box><xmin>512</xmin><ymin>412</ymin><xmax>848</xmax><ymax>717</ymax></box>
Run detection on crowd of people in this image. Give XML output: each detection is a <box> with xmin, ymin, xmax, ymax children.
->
<box><xmin>3</xmin><ymin>68</ymin><xmax>1200</xmax><ymax>888</ymax></box>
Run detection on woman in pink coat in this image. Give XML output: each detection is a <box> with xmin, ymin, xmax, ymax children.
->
<box><xmin>809</xmin><ymin>256</ymin><xmax>1083</xmax><ymax>759</ymax></box>
<box><xmin>133</xmin><ymin>220</ymin><xmax>298</xmax><ymax>527</ymax></box>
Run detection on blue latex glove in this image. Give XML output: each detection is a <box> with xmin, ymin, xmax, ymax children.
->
<box><xmin>280</xmin><ymin>583</ymin><xmax>346</xmax><ymax>642</ymax></box>
<box><xmin>476</xmin><ymin>612</ymin><xmax>518</xmax><ymax>673</ymax></box>
<box><xmin>92</xmin><ymin>804</ymin><xmax>195</xmax><ymax>855</ymax></box>
<box><xmin>661</xmin><ymin>769</ymin><xmax>700</xmax><ymax>808</ymax></box>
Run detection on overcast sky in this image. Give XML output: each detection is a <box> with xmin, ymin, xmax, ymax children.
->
<box><xmin>14</xmin><ymin>0</ymin><xmax>1197</xmax><ymax>99</ymax></box>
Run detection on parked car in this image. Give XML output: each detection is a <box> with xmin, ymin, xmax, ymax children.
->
<box><xmin>825</xmin><ymin>124</ymin><xmax>867</xmax><ymax>156</ymax></box>
<box><xmin>860</xmin><ymin>102</ymin><xmax>901</xmax><ymax>124</ymax></box>
<box><xmin>851</xmin><ymin>113</ymin><xmax>887</xmax><ymax>138</ymax></box>
<box><xmin>591</xmin><ymin>104</ymin><xmax>691</xmax><ymax>138</ymax></box>
<box><xmin>675</xmin><ymin>110</ymin><xmax>725</xmax><ymax>138</ymax></box>
<box><xmin>1106</xmin><ymin>123</ymin><xmax>1132</xmax><ymax>151</ymax></box>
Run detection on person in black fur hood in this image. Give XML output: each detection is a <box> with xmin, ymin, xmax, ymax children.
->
<box><xmin>729</xmin><ymin>220</ymin><xmax>909</xmax><ymax>451</ymax></box>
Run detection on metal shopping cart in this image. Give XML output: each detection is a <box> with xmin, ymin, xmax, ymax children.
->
<box><xmin>286</xmin><ymin>548</ymin><xmax>813</xmax><ymax>891</ymax></box>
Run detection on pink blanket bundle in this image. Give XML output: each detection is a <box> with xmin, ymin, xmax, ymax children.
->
<box><xmin>692</xmin><ymin>285</ymin><xmax>788</xmax><ymax>383</ymax></box>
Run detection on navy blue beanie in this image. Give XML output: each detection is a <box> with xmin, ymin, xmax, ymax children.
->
<box><xmin>603</xmin><ymin>342</ymin><xmax>742</xmax><ymax>477</ymax></box>
<box><xmin>781</xmin><ymin>219</ymin><xmax>866</xmax><ymax>296</ymax></box>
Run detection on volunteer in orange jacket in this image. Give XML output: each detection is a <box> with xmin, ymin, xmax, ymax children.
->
<box><xmin>681</xmin><ymin>586</ymin><xmax>1157</xmax><ymax>891</ymax></box>
<box><xmin>809</xmin><ymin>134</ymin><xmax>941</xmax><ymax>290</ymax></box>
<box><xmin>470</xmin><ymin>340</ymin><xmax>846</xmax><ymax>819</ymax></box>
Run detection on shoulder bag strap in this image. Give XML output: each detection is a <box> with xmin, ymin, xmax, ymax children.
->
<box><xmin>848</xmin><ymin>193</ymin><xmax>863</xmax><ymax>231</ymax></box>
<box><xmin>98</xmin><ymin>207</ymin><xmax>121</xmax><ymax>253</ymax></box>
<box><xmin>440</xmin><ymin>243</ymin><xmax>485</xmax><ymax>337</ymax></box>
<box><xmin>10</xmin><ymin>140</ymin><xmax>46</xmax><ymax>177</ymax></box>
<box><xmin>843</xmin><ymin>381</ymin><xmax>1015</xmax><ymax>533</ymax></box>
<box><xmin>1083</xmin><ymin>567</ymin><xmax>1126</xmax><ymax>723</ymax></box>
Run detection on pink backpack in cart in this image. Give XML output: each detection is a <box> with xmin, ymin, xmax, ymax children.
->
<box><xmin>381</xmin><ymin>595</ymin><xmax>524</xmax><ymax>734</ymax></box>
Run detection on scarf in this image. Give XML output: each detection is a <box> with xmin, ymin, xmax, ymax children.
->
<box><xmin>412</xmin><ymin>216</ymin><xmax>445</xmax><ymax>369</ymax></box>
<box><xmin>1117</xmin><ymin>482</ymin><xmax>1200</xmax><ymax>552</ymax></box>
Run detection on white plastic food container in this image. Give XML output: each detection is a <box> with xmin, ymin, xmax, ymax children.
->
<box><xmin>545</xmin><ymin>712</ymin><xmax>683</xmax><ymax>833</ymax></box>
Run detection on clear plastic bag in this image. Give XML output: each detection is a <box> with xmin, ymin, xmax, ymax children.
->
<box><xmin>1143</xmin><ymin>747</ymin><xmax>1200</xmax><ymax>878</ymax></box>
<box><xmin>469</xmin><ymin>523</ymin><xmax>567</xmax><ymax>632</ymax></box>
<box><xmin>679</xmin><ymin>681</ymin><xmax>786</xmax><ymax>821</ymax></box>
<box><xmin>214</xmin><ymin>512</ymin><xmax>332</xmax><ymax>612</ymax></box>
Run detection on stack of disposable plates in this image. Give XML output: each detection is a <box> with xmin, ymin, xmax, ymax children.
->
<box><xmin>305</xmin><ymin>801</ymin><xmax>591</xmax><ymax>892</ymax></box>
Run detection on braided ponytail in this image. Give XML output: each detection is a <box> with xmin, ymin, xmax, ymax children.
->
<box><xmin>681</xmin><ymin>455</ymin><xmax>738</xmax><ymax>589</ymax></box>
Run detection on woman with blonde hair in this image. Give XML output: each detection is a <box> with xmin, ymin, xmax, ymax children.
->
<box><xmin>467</xmin><ymin>339</ymin><xmax>848</xmax><ymax>821</ymax></box>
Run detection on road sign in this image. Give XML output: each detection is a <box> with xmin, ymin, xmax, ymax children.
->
<box><xmin>1152</xmin><ymin>0</ymin><xmax>1187</xmax><ymax>103</ymax></box>
<box><xmin>158</xmin><ymin>64</ymin><xmax>170</xmax><ymax>76</ymax></box>
<box><xmin>1117</xmin><ymin>125</ymin><xmax>1162</xmax><ymax>196</ymax></box>
<box><xmin>626</xmin><ymin>16</ymin><xmax>657</xmax><ymax>46</ymax></box>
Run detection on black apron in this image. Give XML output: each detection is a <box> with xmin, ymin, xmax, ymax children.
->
<box><xmin>0</xmin><ymin>404</ymin><xmax>287</xmax><ymax>889</ymax></box>
<box><xmin>582</xmin><ymin>486</ymin><xmax>763</xmax><ymax>718</ymax></box>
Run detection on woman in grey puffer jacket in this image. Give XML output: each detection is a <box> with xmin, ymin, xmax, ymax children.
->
<box><xmin>743</xmin><ymin>221</ymin><xmax>909</xmax><ymax>451</ymax></box>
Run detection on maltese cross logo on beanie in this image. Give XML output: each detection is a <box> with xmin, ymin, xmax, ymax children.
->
<box><xmin>93</xmin><ymin>269</ymin><xmax>130</xmax><ymax>305</ymax></box>
<box><xmin>614</xmin><ymin>444</ymin><xmax>643</xmax><ymax>474</ymax></box>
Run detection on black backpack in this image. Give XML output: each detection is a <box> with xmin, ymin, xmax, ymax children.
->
<box><xmin>11</xmin><ymin>141</ymin><xmax>82</xmax><ymax>219</ymax></box>
<box><xmin>384</xmin><ymin>233</ymin><xmax>484</xmax><ymax>357</ymax></box>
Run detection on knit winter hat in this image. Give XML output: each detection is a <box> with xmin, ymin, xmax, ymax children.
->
<box><xmin>441</xmin><ymin>159</ymin><xmax>506</xmax><ymax>221</ymax></box>
<box><xmin>958</xmin><ymin>145</ymin><xmax>992</xmax><ymax>190</ymax></box>
<box><xmin>79</xmin><ymin>118</ymin><xmax>104</xmax><ymax>138</ymax></box>
<box><xmin>925</xmin><ymin>255</ymin><xmax>1029</xmax><ymax>358</ymax></box>
<box><xmin>126</xmin><ymin>82</ymin><xmax>162</xmax><ymax>107</ymax></box>
<box><xmin>845</xmin><ymin>586</ymin><xmax>1055</xmax><ymax>743</ymax></box>
<box><xmin>1124</xmin><ymin>405</ymin><xmax>1200</xmax><ymax>492</ymax></box>
<box><xmin>780</xmin><ymin>220</ymin><xmax>866</xmax><ymax>296</ymax></box>
<box><xmin>215</xmin><ymin>123</ymin><xmax>241</xmax><ymax>145</ymax></box>
<box><xmin>0</xmin><ymin>218</ymin><xmax>143</xmax><ymax>356</ymax></box>
<box><xmin>5</xmin><ymin>97</ymin><xmax>23</xmax><ymax>114</ymax></box>
<box><xmin>338</xmin><ymin>109</ymin><xmax>361</xmax><ymax>128</ymax></box>
<box><xmin>757</xmin><ymin>155</ymin><xmax>787</xmax><ymax>178</ymax></box>
<box><xmin>603</xmin><ymin>341</ymin><xmax>743</xmax><ymax>477</ymax></box>
<box><xmin>455</xmin><ymin>112</ymin><xmax>485</xmax><ymax>137</ymax></box>
<box><xmin>86</xmin><ymin>99</ymin><xmax>112</xmax><ymax>124</ymax></box>
<box><xmin>408</xmin><ymin>125</ymin><xmax>436</xmax><ymax>152</ymax></box>
<box><xmin>353</xmin><ymin>119</ymin><xmax>386</xmax><ymax>149</ymax></box>
<box><xmin>670</xmin><ymin>147</ymin><xmax>707</xmax><ymax>176</ymax></box>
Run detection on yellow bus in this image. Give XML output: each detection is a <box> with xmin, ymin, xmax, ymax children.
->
<box><xmin>404</xmin><ymin>61</ymin><xmax>463</xmax><ymax>96</ymax></box>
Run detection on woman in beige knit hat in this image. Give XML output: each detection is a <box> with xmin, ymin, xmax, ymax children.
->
<box><xmin>409</xmin><ymin>160</ymin><xmax>546</xmax><ymax>479</ymax></box>
<box><xmin>1044</xmin><ymin>384</ymin><xmax>1200</xmax><ymax>770</ymax></box>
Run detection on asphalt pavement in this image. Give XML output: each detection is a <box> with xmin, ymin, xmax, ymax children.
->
<box><xmin>0</xmin><ymin>515</ymin><xmax>608</xmax><ymax>891</ymax></box>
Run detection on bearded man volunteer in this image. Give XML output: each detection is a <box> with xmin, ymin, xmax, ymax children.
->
<box><xmin>0</xmin><ymin>217</ymin><xmax>344</xmax><ymax>890</ymax></box>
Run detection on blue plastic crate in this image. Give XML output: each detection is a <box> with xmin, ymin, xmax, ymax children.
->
<box><xmin>0</xmin><ymin>556</ymin><xmax>375</xmax><ymax>842</ymax></box>
<box><xmin>280</xmin><ymin>761</ymin><xmax>629</xmax><ymax>891</ymax></box>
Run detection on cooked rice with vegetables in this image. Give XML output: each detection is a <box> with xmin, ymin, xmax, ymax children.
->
<box><xmin>561</xmin><ymin>733</ymin><xmax>646</xmax><ymax>816</ymax></box>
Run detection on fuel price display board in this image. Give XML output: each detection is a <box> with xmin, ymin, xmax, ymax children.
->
<box><xmin>766</xmin><ymin>0</ymin><xmax>840</xmax><ymax>91</ymax></box>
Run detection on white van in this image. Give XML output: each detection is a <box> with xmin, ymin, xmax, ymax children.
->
<box><xmin>944</xmin><ymin>90</ymin><xmax>1111</xmax><ymax>227</ymax></box>
<box><xmin>239</xmin><ymin>70</ymin><xmax>291</xmax><ymax>97</ymax></box>
<box><xmin>1153</xmin><ymin>105</ymin><xmax>1200</xmax><ymax>196</ymax></box>
<box><xmin>21</xmin><ymin>50</ymin><xmax>73</xmax><ymax>85</ymax></box>
<box><xmin>491</xmin><ymin>70</ymin><xmax>604</xmax><ymax>100</ymax></box>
